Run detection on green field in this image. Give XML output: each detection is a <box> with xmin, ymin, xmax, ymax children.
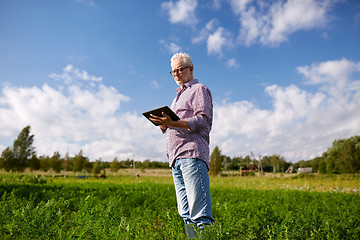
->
<box><xmin>1</xmin><ymin>172</ymin><xmax>359</xmax><ymax>239</ymax></box>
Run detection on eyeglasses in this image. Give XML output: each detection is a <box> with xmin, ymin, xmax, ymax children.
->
<box><xmin>170</xmin><ymin>66</ymin><xmax>190</xmax><ymax>76</ymax></box>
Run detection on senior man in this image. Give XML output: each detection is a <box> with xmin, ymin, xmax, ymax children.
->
<box><xmin>149</xmin><ymin>52</ymin><xmax>214</xmax><ymax>238</ymax></box>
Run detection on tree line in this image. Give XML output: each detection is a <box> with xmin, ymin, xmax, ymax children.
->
<box><xmin>1</xmin><ymin>126</ymin><xmax>359</xmax><ymax>175</ymax></box>
<box><xmin>0</xmin><ymin>126</ymin><xmax>168</xmax><ymax>175</ymax></box>
<box><xmin>209</xmin><ymin>146</ymin><xmax>292</xmax><ymax>176</ymax></box>
<box><xmin>292</xmin><ymin>136</ymin><xmax>360</xmax><ymax>174</ymax></box>
<box><xmin>209</xmin><ymin>135</ymin><xmax>360</xmax><ymax>175</ymax></box>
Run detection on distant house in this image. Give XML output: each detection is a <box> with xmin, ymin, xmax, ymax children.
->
<box><xmin>297</xmin><ymin>167</ymin><xmax>312</xmax><ymax>174</ymax></box>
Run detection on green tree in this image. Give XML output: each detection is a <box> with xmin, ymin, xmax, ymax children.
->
<box><xmin>110</xmin><ymin>157</ymin><xmax>121</xmax><ymax>172</ymax></box>
<box><xmin>29</xmin><ymin>154</ymin><xmax>40</xmax><ymax>171</ymax></box>
<box><xmin>0</xmin><ymin>147</ymin><xmax>15</xmax><ymax>172</ymax></box>
<box><xmin>63</xmin><ymin>152</ymin><xmax>72</xmax><ymax>172</ymax></box>
<box><xmin>73</xmin><ymin>150</ymin><xmax>87</xmax><ymax>172</ymax></box>
<box><xmin>83</xmin><ymin>161</ymin><xmax>93</xmax><ymax>173</ymax></box>
<box><xmin>243</xmin><ymin>155</ymin><xmax>252</xmax><ymax>169</ymax></box>
<box><xmin>12</xmin><ymin>126</ymin><xmax>35</xmax><ymax>172</ymax></box>
<box><xmin>326</xmin><ymin>139</ymin><xmax>342</xmax><ymax>173</ymax></box>
<box><xmin>210</xmin><ymin>146</ymin><xmax>222</xmax><ymax>176</ymax></box>
<box><xmin>318</xmin><ymin>160</ymin><xmax>327</xmax><ymax>174</ymax></box>
<box><xmin>142</xmin><ymin>159</ymin><xmax>151</xmax><ymax>169</ymax></box>
<box><xmin>310</xmin><ymin>157</ymin><xmax>324</xmax><ymax>173</ymax></box>
<box><xmin>49</xmin><ymin>151</ymin><xmax>62</xmax><ymax>173</ymax></box>
<box><xmin>294</xmin><ymin>160</ymin><xmax>311</xmax><ymax>169</ymax></box>
<box><xmin>299</xmin><ymin>135</ymin><xmax>360</xmax><ymax>174</ymax></box>
<box><xmin>120</xmin><ymin>159</ymin><xmax>132</xmax><ymax>168</ymax></box>
<box><xmin>327</xmin><ymin>136</ymin><xmax>360</xmax><ymax>173</ymax></box>
<box><xmin>270</xmin><ymin>155</ymin><xmax>280</xmax><ymax>173</ymax></box>
<box><xmin>261</xmin><ymin>156</ymin><xmax>273</xmax><ymax>172</ymax></box>
<box><xmin>227</xmin><ymin>156</ymin><xmax>241</xmax><ymax>170</ymax></box>
<box><xmin>93</xmin><ymin>160</ymin><xmax>102</xmax><ymax>176</ymax></box>
<box><xmin>39</xmin><ymin>155</ymin><xmax>50</xmax><ymax>172</ymax></box>
<box><xmin>269</xmin><ymin>154</ymin><xmax>289</xmax><ymax>173</ymax></box>
<box><xmin>339</xmin><ymin>138</ymin><xmax>360</xmax><ymax>173</ymax></box>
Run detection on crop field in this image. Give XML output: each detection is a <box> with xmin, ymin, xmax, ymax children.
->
<box><xmin>0</xmin><ymin>171</ymin><xmax>359</xmax><ymax>239</ymax></box>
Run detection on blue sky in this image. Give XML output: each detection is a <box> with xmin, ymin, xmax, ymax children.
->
<box><xmin>1</xmin><ymin>0</ymin><xmax>359</xmax><ymax>163</ymax></box>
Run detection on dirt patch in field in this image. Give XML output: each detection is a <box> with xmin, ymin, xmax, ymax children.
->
<box><xmin>114</xmin><ymin>168</ymin><xmax>173</xmax><ymax>177</ymax></box>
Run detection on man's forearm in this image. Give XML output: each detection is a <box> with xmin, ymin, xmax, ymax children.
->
<box><xmin>167</xmin><ymin>120</ymin><xmax>190</xmax><ymax>129</ymax></box>
<box><xmin>150</xmin><ymin>113</ymin><xmax>190</xmax><ymax>130</ymax></box>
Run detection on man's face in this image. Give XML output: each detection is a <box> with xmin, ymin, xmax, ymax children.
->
<box><xmin>171</xmin><ymin>58</ymin><xmax>193</xmax><ymax>87</ymax></box>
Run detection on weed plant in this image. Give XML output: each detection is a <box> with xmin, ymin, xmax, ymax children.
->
<box><xmin>0</xmin><ymin>174</ymin><xmax>359</xmax><ymax>239</ymax></box>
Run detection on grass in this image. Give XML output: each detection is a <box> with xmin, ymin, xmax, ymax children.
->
<box><xmin>0</xmin><ymin>171</ymin><xmax>359</xmax><ymax>239</ymax></box>
<box><xmin>210</xmin><ymin>172</ymin><xmax>360</xmax><ymax>193</ymax></box>
<box><xmin>16</xmin><ymin>169</ymin><xmax>358</xmax><ymax>193</ymax></box>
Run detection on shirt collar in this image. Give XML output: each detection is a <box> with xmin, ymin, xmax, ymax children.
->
<box><xmin>176</xmin><ymin>79</ymin><xmax>198</xmax><ymax>93</ymax></box>
<box><xmin>184</xmin><ymin>78</ymin><xmax>198</xmax><ymax>88</ymax></box>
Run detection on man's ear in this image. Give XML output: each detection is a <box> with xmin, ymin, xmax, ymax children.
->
<box><xmin>190</xmin><ymin>66</ymin><xmax>194</xmax><ymax>73</ymax></box>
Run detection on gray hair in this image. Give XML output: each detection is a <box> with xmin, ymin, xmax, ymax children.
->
<box><xmin>171</xmin><ymin>52</ymin><xmax>193</xmax><ymax>67</ymax></box>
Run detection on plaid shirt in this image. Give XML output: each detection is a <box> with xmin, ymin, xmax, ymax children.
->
<box><xmin>165</xmin><ymin>79</ymin><xmax>213</xmax><ymax>168</ymax></box>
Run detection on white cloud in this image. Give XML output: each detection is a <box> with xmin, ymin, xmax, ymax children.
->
<box><xmin>2</xmin><ymin>59</ymin><xmax>359</xmax><ymax>163</ymax></box>
<box><xmin>297</xmin><ymin>58</ymin><xmax>360</xmax><ymax>85</ymax></box>
<box><xmin>192</xmin><ymin>19</ymin><xmax>219</xmax><ymax>44</ymax></box>
<box><xmin>151</xmin><ymin>80</ymin><xmax>160</xmax><ymax>89</ymax></box>
<box><xmin>297</xmin><ymin>58</ymin><xmax>360</xmax><ymax>102</ymax></box>
<box><xmin>211</xmin><ymin>58</ymin><xmax>360</xmax><ymax>161</ymax></box>
<box><xmin>207</xmin><ymin>27</ymin><xmax>228</xmax><ymax>55</ymax></box>
<box><xmin>0</xmin><ymin>66</ymin><xmax>166</xmax><ymax>162</ymax></box>
<box><xmin>159</xmin><ymin>39</ymin><xmax>182</xmax><ymax>53</ymax></box>
<box><xmin>230</xmin><ymin>0</ymin><xmax>336</xmax><ymax>46</ymax></box>
<box><xmin>192</xmin><ymin>19</ymin><xmax>233</xmax><ymax>56</ymax></box>
<box><xmin>162</xmin><ymin>0</ymin><xmax>338</xmax><ymax>64</ymax></box>
<box><xmin>49</xmin><ymin>64</ymin><xmax>102</xmax><ymax>85</ymax></box>
<box><xmin>161</xmin><ymin>0</ymin><xmax>198</xmax><ymax>25</ymax></box>
<box><xmin>226</xmin><ymin>58</ymin><xmax>238</xmax><ymax>68</ymax></box>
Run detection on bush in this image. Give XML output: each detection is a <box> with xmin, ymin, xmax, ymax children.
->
<box><xmin>0</xmin><ymin>174</ymin><xmax>47</xmax><ymax>184</ymax></box>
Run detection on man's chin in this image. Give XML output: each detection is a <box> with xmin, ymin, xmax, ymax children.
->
<box><xmin>175</xmin><ymin>80</ymin><xmax>183</xmax><ymax>86</ymax></box>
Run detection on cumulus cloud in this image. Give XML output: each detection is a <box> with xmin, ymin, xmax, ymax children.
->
<box><xmin>192</xmin><ymin>19</ymin><xmax>233</xmax><ymax>55</ymax></box>
<box><xmin>161</xmin><ymin>0</ymin><xmax>198</xmax><ymax>25</ymax></box>
<box><xmin>211</xmin><ymin>58</ymin><xmax>360</xmax><ymax>161</ymax></box>
<box><xmin>207</xmin><ymin>27</ymin><xmax>228</xmax><ymax>55</ymax></box>
<box><xmin>192</xmin><ymin>19</ymin><xmax>219</xmax><ymax>44</ymax></box>
<box><xmin>49</xmin><ymin>64</ymin><xmax>102</xmax><ymax>85</ymax></box>
<box><xmin>230</xmin><ymin>0</ymin><xmax>336</xmax><ymax>46</ymax></box>
<box><xmin>159</xmin><ymin>39</ymin><xmax>182</xmax><ymax>53</ymax></box>
<box><xmin>2</xmin><ymin>59</ymin><xmax>359</xmax><ymax>163</ymax></box>
<box><xmin>297</xmin><ymin>58</ymin><xmax>360</xmax><ymax>101</ymax></box>
<box><xmin>297</xmin><ymin>58</ymin><xmax>360</xmax><ymax>85</ymax></box>
<box><xmin>0</xmin><ymin>66</ymin><xmax>166</xmax><ymax>162</ymax></box>
<box><xmin>162</xmin><ymin>0</ymin><xmax>338</xmax><ymax>64</ymax></box>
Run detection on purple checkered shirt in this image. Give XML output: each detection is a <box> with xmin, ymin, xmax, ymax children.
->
<box><xmin>164</xmin><ymin>79</ymin><xmax>213</xmax><ymax>168</ymax></box>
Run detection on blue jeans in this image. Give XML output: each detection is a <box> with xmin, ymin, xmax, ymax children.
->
<box><xmin>172</xmin><ymin>158</ymin><xmax>214</xmax><ymax>236</ymax></box>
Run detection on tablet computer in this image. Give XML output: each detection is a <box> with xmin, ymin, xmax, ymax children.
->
<box><xmin>142</xmin><ymin>106</ymin><xmax>180</xmax><ymax>126</ymax></box>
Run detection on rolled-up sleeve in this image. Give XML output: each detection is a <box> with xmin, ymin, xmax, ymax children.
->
<box><xmin>185</xmin><ymin>86</ymin><xmax>213</xmax><ymax>132</ymax></box>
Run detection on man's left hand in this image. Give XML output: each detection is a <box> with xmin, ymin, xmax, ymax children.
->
<box><xmin>149</xmin><ymin>112</ymin><xmax>172</xmax><ymax>126</ymax></box>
